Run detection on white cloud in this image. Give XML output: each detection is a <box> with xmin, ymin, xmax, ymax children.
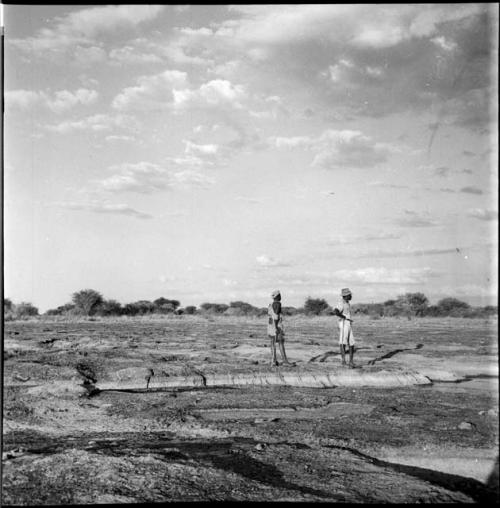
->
<box><xmin>256</xmin><ymin>255</ymin><xmax>289</xmax><ymax>267</ymax></box>
<box><xmin>10</xmin><ymin>5</ymin><xmax>165</xmax><ymax>56</ymax></box>
<box><xmin>431</xmin><ymin>35</ymin><xmax>457</xmax><ymax>51</ymax></box>
<box><xmin>5</xmin><ymin>90</ymin><xmax>41</xmax><ymax>109</ymax></box>
<box><xmin>109</xmin><ymin>45</ymin><xmax>163</xmax><ymax>65</ymax></box>
<box><xmin>45</xmin><ymin>88</ymin><xmax>98</xmax><ymax>113</ymax></box>
<box><xmin>184</xmin><ymin>140</ymin><xmax>219</xmax><ymax>157</ymax></box>
<box><xmin>467</xmin><ymin>208</ymin><xmax>498</xmax><ymax>221</ymax></box>
<box><xmin>45</xmin><ymin>113</ymin><xmax>137</xmax><ymax>133</ymax></box>
<box><xmin>6</xmin><ymin>87</ymin><xmax>98</xmax><ymax>113</ymax></box>
<box><xmin>94</xmin><ymin>161</ymin><xmax>215</xmax><ymax>195</ymax></box>
<box><xmin>173</xmin><ymin>79</ymin><xmax>246</xmax><ymax>109</ymax></box>
<box><xmin>394</xmin><ymin>210</ymin><xmax>438</xmax><ymax>228</ymax></box>
<box><xmin>272</xmin><ymin>129</ymin><xmax>398</xmax><ymax>170</ymax></box>
<box><xmin>333</xmin><ymin>266</ymin><xmax>435</xmax><ymax>284</ymax></box>
<box><xmin>112</xmin><ymin>70</ymin><xmax>188</xmax><ymax>111</ymax></box>
<box><xmin>52</xmin><ymin>200</ymin><xmax>152</xmax><ymax>219</ymax></box>
<box><xmin>105</xmin><ymin>135</ymin><xmax>136</xmax><ymax>143</ymax></box>
<box><xmin>222</xmin><ymin>4</ymin><xmax>482</xmax><ymax>49</ymax></box>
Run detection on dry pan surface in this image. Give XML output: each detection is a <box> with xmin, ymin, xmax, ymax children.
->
<box><xmin>2</xmin><ymin>315</ymin><xmax>499</xmax><ymax>503</ymax></box>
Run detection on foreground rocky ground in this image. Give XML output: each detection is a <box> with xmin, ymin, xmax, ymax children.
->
<box><xmin>2</xmin><ymin>315</ymin><xmax>499</xmax><ymax>503</ymax></box>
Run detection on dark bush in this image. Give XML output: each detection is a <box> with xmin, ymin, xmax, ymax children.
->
<box><xmin>304</xmin><ymin>297</ymin><xmax>330</xmax><ymax>315</ymax></box>
<box><xmin>200</xmin><ymin>303</ymin><xmax>229</xmax><ymax>314</ymax></box>
<box><xmin>184</xmin><ymin>305</ymin><xmax>197</xmax><ymax>315</ymax></box>
<box><xmin>72</xmin><ymin>289</ymin><xmax>104</xmax><ymax>316</ymax></box>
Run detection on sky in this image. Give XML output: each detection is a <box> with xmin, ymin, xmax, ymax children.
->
<box><xmin>3</xmin><ymin>4</ymin><xmax>499</xmax><ymax>313</ymax></box>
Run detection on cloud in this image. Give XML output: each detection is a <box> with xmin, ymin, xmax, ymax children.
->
<box><xmin>94</xmin><ymin>161</ymin><xmax>215</xmax><ymax>195</ymax></box>
<box><xmin>52</xmin><ymin>200</ymin><xmax>152</xmax><ymax>219</ymax></box>
<box><xmin>224</xmin><ymin>4</ymin><xmax>481</xmax><ymax>48</ymax></box>
<box><xmin>460</xmin><ymin>186</ymin><xmax>483</xmax><ymax>195</ymax></box>
<box><xmin>394</xmin><ymin>210</ymin><xmax>438</xmax><ymax>228</ymax></box>
<box><xmin>256</xmin><ymin>255</ymin><xmax>289</xmax><ymax>268</ymax></box>
<box><xmin>112</xmin><ymin>70</ymin><xmax>188</xmax><ymax>111</ymax></box>
<box><xmin>45</xmin><ymin>113</ymin><xmax>138</xmax><ymax>133</ymax></box>
<box><xmin>353</xmin><ymin>247</ymin><xmax>466</xmax><ymax>259</ymax></box>
<box><xmin>166</xmin><ymin>4</ymin><xmax>493</xmax><ymax>129</ymax></box>
<box><xmin>327</xmin><ymin>232</ymin><xmax>401</xmax><ymax>246</ymax></box>
<box><xmin>105</xmin><ymin>135</ymin><xmax>136</xmax><ymax>143</ymax></box>
<box><xmin>6</xmin><ymin>88</ymin><xmax>98</xmax><ymax>113</ymax></box>
<box><xmin>184</xmin><ymin>140</ymin><xmax>219</xmax><ymax>157</ymax></box>
<box><xmin>45</xmin><ymin>88</ymin><xmax>99</xmax><ymax>113</ymax></box>
<box><xmin>467</xmin><ymin>208</ymin><xmax>498</xmax><ymax>221</ymax></box>
<box><xmin>173</xmin><ymin>79</ymin><xmax>247</xmax><ymax>109</ymax></box>
<box><xmin>332</xmin><ymin>266</ymin><xmax>435</xmax><ymax>284</ymax></box>
<box><xmin>462</xmin><ymin>150</ymin><xmax>477</xmax><ymax>157</ymax></box>
<box><xmin>109</xmin><ymin>45</ymin><xmax>163</xmax><ymax>65</ymax></box>
<box><xmin>10</xmin><ymin>5</ymin><xmax>165</xmax><ymax>57</ymax></box>
<box><xmin>367</xmin><ymin>181</ymin><xmax>410</xmax><ymax>189</ymax></box>
<box><xmin>5</xmin><ymin>90</ymin><xmax>41</xmax><ymax>109</ymax></box>
<box><xmin>272</xmin><ymin>129</ymin><xmax>398</xmax><ymax>170</ymax></box>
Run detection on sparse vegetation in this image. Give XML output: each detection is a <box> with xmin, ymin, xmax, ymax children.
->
<box><xmin>4</xmin><ymin>291</ymin><xmax>497</xmax><ymax>322</ymax></box>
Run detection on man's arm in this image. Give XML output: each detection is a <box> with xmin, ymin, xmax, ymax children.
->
<box><xmin>272</xmin><ymin>301</ymin><xmax>282</xmax><ymax>330</ymax></box>
<box><xmin>333</xmin><ymin>308</ymin><xmax>353</xmax><ymax>322</ymax></box>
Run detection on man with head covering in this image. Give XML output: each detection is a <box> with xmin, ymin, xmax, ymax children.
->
<box><xmin>268</xmin><ymin>290</ymin><xmax>294</xmax><ymax>366</ymax></box>
<box><xmin>333</xmin><ymin>288</ymin><xmax>356</xmax><ymax>368</ymax></box>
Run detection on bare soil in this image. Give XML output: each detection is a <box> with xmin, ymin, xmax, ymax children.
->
<box><xmin>2</xmin><ymin>315</ymin><xmax>499</xmax><ymax>503</ymax></box>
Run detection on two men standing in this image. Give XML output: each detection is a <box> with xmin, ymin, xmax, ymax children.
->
<box><xmin>268</xmin><ymin>288</ymin><xmax>356</xmax><ymax>368</ymax></box>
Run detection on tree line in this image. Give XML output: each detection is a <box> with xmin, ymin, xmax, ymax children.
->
<box><xmin>3</xmin><ymin>290</ymin><xmax>497</xmax><ymax>320</ymax></box>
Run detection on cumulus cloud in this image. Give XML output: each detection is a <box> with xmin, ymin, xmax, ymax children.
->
<box><xmin>223</xmin><ymin>4</ymin><xmax>481</xmax><ymax>48</ymax></box>
<box><xmin>9</xmin><ymin>5</ymin><xmax>165</xmax><ymax>58</ymax></box>
<box><xmin>272</xmin><ymin>129</ymin><xmax>398</xmax><ymax>170</ymax></box>
<box><xmin>327</xmin><ymin>232</ymin><xmax>401</xmax><ymax>246</ymax></box>
<box><xmin>109</xmin><ymin>45</ymin><xmax>163</xmax><ymax>65</ymax></box>
<box><xmin>6</xmin><ymin>88</ymin><xmax>98</xmax><ymax>113</ymax></box>
<box><xmin>173</xmin><ymin>79</ymin><xmax>246</xmax><ymax>109</ymax></box>
<box><xmin>52</xmin><ymin>200</ymin><xmax>152</xmax><ymax>219</ymax></box>
<box><xmin>112</xmin><ymin>70</ymin><xmax>188</xmax><ymax>111</ymax></box>
<box><xmin>94</xmin><ymin>161</ymin><xmax>215</xmax><ymax>195</ymax></box>
<box><xmin>256</xmin><ymin>255</ymin><xmax>289</xmax><ymax>267</ymax></box>
<box><xmin>467</xmin><ymin>208</ymin><xmax>498</xmax><ymax>221</ymax></box>
<box><xmin>45</xmin><ymin>113</ymin><xmax>138</xmax><ymax>133</ymax></box>
<box><xmin>332</xmin><ymin>266</ymin><xmax>435</xmax><ymax>284</ymax></box>
<box><xmin>394</xmin><ymin>210</ymin><xmax>438</xmax><ymax>228</ymax></box>
<box><xmin>5</xmin><ymin>90</ymin><xmax>41</xmax><ymax>109</ymax></box>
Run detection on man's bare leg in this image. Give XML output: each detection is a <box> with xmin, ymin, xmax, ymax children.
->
<box><xmin>340</xmin><ymin>344</ymin><xmax>347</xmax><ymax>365</ymax></box>
<box><xmin>278</xmin><ymin>341</ymin><xmax>294</xmax><ymax>366</ymax></box>
<box><xmin>348</xmin><ymin>345</ymin><xmax>355</xmax><ymax>368</ymax></box>
<box><xmin>270</xmin><ymin>335</ymin><xmax>279</xmax><ymax>366</ymax></box>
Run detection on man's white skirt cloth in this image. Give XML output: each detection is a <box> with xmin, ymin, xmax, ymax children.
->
<box><xmin>338</xmin><ymin>320</ymin><xmax>355</xmax><ymax>346</ymax></box>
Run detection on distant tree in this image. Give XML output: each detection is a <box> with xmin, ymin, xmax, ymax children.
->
<box><xmin>157</xmin><ymin>303</ymin><xmax>176</xmax><ymax>314</ymax></box>
<box><xmin>45</xmin><ymin>303</ymin><xmax>76</xmax><ymax>316</ymax></box>
<box><xmin>95</xmin><ymin>299</ymin><xmax>122</xmax><ymax>316</ymax></box>
<box><xmin>304</xmin><ymin>297</ymin><xmax>330</xmax><ymax>315</ymax></box>
<box><xmin>200</xmin><ymin>303</ymin><xmax>229</xmax><ymax>314</ymax></box>
<box><xmin>229</xmin><ymin>301</ymin><xmax>259</xmax><ymax>315</ymax></box>
<box><xmin>154</xmin><ymin>297</ymin><xmax>180</xmax><ymax>310</ymax></box>
<box><xmin>4</xmin><ymin>298</ymin><xmax>14</xmax><ymax>313</ymax></box>
<box><xmin>15</xmin><ymin>302</ymin><xmax>39</xmax><ymax>318</ymax></box>
<box><xmin>394</xmin><ymin>292</ymin><xmax>429</xmax><ymax>317</ymax></box>
<box><xmin>72</xmin><ymin>289</ymin><xmax>104</xmax><ymax>316</ymax></box>
<box><xmin>184</xmin><ymin>305</ymin><xmax>197</xmax><ymax>315</ymax></box>
<box><xmin>282</xmin><ymin>306</ymin><xmax>298</xmax><ymax>316</ymax></box>
<box><xmin>436</xmin><ymin>297</ymin><xmax>470</xmax><ymax>315</ymax></box>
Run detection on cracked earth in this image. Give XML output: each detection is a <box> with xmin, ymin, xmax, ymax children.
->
<box><xmin>2</xmin><ymin>315</ymin><xmax>499</xmax><ymax>503</ymax></box>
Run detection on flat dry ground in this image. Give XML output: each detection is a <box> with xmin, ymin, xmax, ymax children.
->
<box><xmin>2</xmin><ymin>315</ymin><xmax>499</xmax><ymax>503</ymax></box>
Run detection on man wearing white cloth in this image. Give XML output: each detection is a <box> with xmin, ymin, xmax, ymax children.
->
<box><xmin>334</xmin><ymin>288</ymin><xmax>356</xmax><ymax>368</ymax></box>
